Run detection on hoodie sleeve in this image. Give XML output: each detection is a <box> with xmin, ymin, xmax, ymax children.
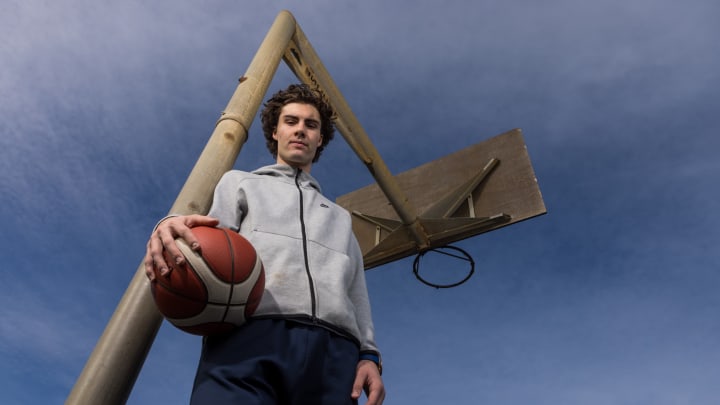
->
<box><xmin>347</xmin><ymin>233</ymin><xmax>381</xmax><ymax>357</ymax></box>
<box><xmin>207</xmin><ymin>171</ymin><xmax>248</xmax><ymax>231</ymax></box>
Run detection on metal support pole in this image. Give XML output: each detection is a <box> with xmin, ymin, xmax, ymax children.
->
<box><xmin>67</xmin><ymin>11</ymin><xmax>297</xmax><ymax>404</ymax></box>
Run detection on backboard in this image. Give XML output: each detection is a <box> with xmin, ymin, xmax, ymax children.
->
<box><xmin>337</xmin><ymin>128</ymin><xmax>546</xmax><ymax>269</ymax></box>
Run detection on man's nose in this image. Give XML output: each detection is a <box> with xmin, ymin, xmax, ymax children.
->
<box><xmin>294</xmin><ymin>123</ymin><xmax>307</xmax><ymax>137</ymax></box>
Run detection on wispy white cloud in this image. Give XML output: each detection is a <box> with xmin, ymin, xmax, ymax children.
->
<box><xmin>2</xmin><ymin>0</ymin><xmax>720</xmax><ymax>404</ymax></box>
<box><xmin>0</xmin><ymin>283</ymin><xmax>100</xmax><ymax>390</ymax></box>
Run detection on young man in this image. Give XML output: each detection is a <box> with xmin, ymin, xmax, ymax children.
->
<box><xmin>144</xmin><ymin>84</ymin><xmax>385</xmax><ymax>404</ymax></box>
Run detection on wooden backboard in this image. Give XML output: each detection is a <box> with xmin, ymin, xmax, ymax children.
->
<box><xmin>336</xmin><ymin>128</ymin><xmax>546</xmax><ymax>269</ymax></box>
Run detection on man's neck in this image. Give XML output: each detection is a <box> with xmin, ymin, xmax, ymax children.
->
<box><xmin>277</xmin><ymin>159</ymin><xmax>312</xmax><ymax>173</ymax></box>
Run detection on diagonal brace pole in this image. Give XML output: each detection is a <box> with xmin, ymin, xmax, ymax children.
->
<box><xmin>282</xmin><ymin>23</ymin><xmax>431</xmax><ymax>250</ymax></box>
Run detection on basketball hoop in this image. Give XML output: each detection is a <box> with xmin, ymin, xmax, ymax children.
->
<box><xmin>412</xmin><ymin>245</ymin><xmax>475</xmax><ymax>289</ymax></box>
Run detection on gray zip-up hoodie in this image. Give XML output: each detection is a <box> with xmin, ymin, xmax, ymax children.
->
<box><xmin>208</xmin><ymin>164</ymin><xmax>379</xmax><ymax>356</ymax></box>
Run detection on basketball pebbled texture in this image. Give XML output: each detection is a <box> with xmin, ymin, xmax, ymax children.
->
<box><xmin>151</xmin><ymin>226</ymin><xmax>265</xmax><ymax>335</ymax></box>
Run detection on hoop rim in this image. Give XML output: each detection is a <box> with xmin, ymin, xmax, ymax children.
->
<box><xmin>412</xmin><ymin>245</ymin><xmax>475</xmax><ymax>289</ymax></box>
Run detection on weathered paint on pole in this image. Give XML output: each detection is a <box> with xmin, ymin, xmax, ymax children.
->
<box><xmin>66</xmin><ymin>11</ymin><xmax>297</xmax><ymax>404</ymax></box>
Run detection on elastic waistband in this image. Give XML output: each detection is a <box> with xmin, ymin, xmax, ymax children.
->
<box><xmin>251</xmin><ymin>314</ymin><xmax>361</xmax><ymax>348</ymax></box>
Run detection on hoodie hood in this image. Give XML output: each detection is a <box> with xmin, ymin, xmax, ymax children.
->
<box><xmin>252</xmin><ymin>164</ymin><xmax>322</xmax><ymax>193</ymax></box>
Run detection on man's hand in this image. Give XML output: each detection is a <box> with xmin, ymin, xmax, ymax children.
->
<box><xmin>143</xmin><ymin>214</ymin><xmax>219</xmax><ymax>281</ymax></box>
<box><xmin>351</xmin><ymin>360</ymin><xmax>385</xmax><ymax>405</ymax></box>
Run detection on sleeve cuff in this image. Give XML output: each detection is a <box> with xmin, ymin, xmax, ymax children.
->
<box><xmin>359</xmin><ymin>353</ymin><xmax>383</xmax><ymax>375</ymax></box>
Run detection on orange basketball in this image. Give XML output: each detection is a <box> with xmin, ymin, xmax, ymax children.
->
<box><xmin>150</xmin><ymin>226</ymin><xmax>265</xmax><ymax>335</ymax></box>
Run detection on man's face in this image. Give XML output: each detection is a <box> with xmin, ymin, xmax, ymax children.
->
<box><xmin>273</xmin><ymin>102</ymin><xmax>323</xmax><ymax>172</ymax></box>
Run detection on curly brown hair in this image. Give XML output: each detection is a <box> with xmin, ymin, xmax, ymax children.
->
<box><xmin>261</xmin><ymin>84</ymin><xmax>336</xmax><ymax>163</ymax></box>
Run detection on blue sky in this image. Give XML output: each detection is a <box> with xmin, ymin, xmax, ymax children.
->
<box><xmin>2</xmin><ymin>1</ymin><xmax>719</xmax><ymax>404</ymax></box>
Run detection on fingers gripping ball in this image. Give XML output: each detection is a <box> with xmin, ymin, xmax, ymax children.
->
<box><xmin>150</xmin><ymin>226</ymin><xmax>265</xmax><ymax>335</ymax></box>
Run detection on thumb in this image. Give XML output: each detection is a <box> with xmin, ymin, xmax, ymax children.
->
<box><xmin>351</xmin><ymin>373</ymin><xmax>364</xmax><ymax>399</ymax></box>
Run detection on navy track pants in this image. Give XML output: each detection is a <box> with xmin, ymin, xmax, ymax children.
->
<box><xmin>190</xmin><ymin>319</ymin><xmax>360</xmax><ymax>405</ymax></box>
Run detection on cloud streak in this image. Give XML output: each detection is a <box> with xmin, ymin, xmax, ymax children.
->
<box><xmin>2</xmin><ymin>0</ymin><xmax>720</xmax><ymax>404</ymax></box>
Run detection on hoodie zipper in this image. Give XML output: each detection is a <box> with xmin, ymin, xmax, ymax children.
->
<box><xmin>295</xmin><ymin>169</ymin><xmax>318</xmax><ymax>322</ymax></box>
